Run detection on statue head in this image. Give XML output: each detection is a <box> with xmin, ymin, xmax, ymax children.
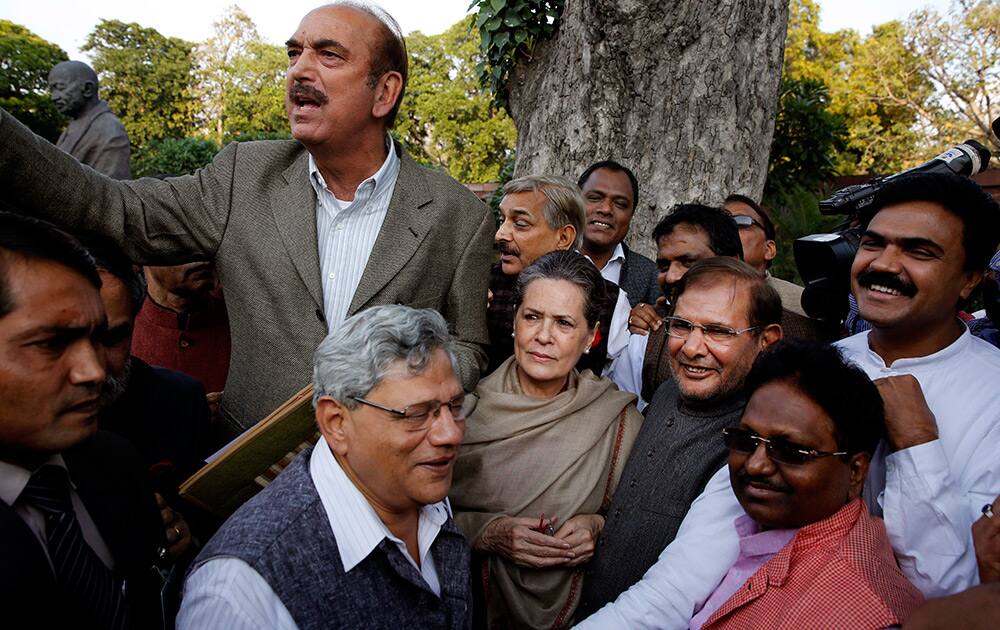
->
<box><xmin>48</xmin><ymin>61</ymin><xmax>99</xmax><ymax>117</ymax></box>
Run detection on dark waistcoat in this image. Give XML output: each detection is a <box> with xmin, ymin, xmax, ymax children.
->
<box><xmin>193</xmin><ymin>447</ymin><xmax>473</xmax><ymax>630</ymax></box>
<box><xmin>577</xmin><ymin>380</ymin><xmax>745</xmax><ymax>618</ymax></box>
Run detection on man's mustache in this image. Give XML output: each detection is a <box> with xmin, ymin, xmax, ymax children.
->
<box><xmin>495</xmin><ymin>241</ymin><xmax>519</xmax><ymax>257</ymax></box>
<box><xmin>736</xmin><ymin>469</ymin><xmax>791</xmax><ymax>494</ymax></box>
<box><xmin>857</xmin><ymin>269</ymin><xmax>917</xmax><ymax>298</ymax></box>
<box><xmin>289</xmin><ymin>83</ymin><xmax>329</xmax><ymax>106</ymax></box>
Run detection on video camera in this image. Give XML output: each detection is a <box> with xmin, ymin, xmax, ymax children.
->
<box><xmin>793</xmin><ymin>129</ymin><xmax>996</xmax><ymax>323</ymax></box>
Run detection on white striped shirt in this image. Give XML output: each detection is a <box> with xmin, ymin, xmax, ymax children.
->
<box><xmin>177</xmin><ymin>439</ymin><xmax>450</xmax><ymax>630</ymax></box>
<box><xmin>311</xmin><ymin>138</ymin><xmax>400</xmax><ymax>333</ymax></box>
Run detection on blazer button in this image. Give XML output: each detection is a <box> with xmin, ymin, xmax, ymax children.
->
<box><xmin>629</xmin><ymin>479</ymin><xmax>637</xmax><ymax>488</ymax></box>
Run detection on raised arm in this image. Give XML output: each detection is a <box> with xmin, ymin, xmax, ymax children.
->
<box><xmin>0</xmin><ymin>108</ymin><xmax>228</xmax><ymax>264</ymax></box>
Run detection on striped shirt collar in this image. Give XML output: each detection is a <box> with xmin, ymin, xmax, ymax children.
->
<box><xmin>309</xmin><ymin>437</ymin><xmax>450</xmax><ymax>574</ymax></box>
<box><xmin>307</xmin><ymin>135</ymin><xmax>400</xmax><ymax>212</ymax></box>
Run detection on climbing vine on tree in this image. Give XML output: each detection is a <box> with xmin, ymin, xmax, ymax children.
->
<box><xmin>468</xmin><ymin>0</ymin><xmax>564</xmax><ymax>107</ymax></box>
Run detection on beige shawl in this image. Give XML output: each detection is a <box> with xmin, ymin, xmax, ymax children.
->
<box><xmin>451</xmin><ymin>356</ymin><xmax>643</xmax><ymax>629</ymax></box>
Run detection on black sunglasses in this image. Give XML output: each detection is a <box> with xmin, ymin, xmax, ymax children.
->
<box><xmin>722</xmin><ymin>426</ymin><xmax>847</xmax><ymax>466</ymax></box>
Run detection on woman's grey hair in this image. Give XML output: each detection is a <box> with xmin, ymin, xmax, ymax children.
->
<box><xmin>514</xmin><ymin>250</ymin><xmax>605</xmax><ymax>328</ymax></box>
<box><xmin>312</xmin><ymin>304</ymin><xmax>458</xmax><ymax>407</ymax></box>
<box><xmin>503</xmin><ymin>175</ymin><xmax>586</xmax><ymax>249</ymax></box>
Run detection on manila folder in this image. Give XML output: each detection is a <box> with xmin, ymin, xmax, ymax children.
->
<box><xmin>179</xmin><ymin>384</ymin><xmax>320</xmax><ymax>519</ymax></box>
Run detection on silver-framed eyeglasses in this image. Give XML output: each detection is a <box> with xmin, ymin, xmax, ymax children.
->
<box><xmin>350</xmin><ymin>392</ymin><xmax>478</xmax><ymax>429</ymax></box>
<box><xmin>723</xmin><ymin>427</ymin><xmax>848</xmax><ymax>466</ymax></box>
<box><xmin>664</xmin><ymin>316</ymin><xmax>759</xmax><ymax>344</ymax></box>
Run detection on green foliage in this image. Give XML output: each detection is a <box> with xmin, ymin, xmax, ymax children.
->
<box><xmin>82</xmin><ymin>20</ymin><xmax>199</xmax><ymax>147</ymax></box>
<box><xmin>195</xmin><ymin>6</ymin><xmax>288</xmax><ymax>144</ymax></box>
<box><xmin>395</xmin><ymin>19</ymin><xmax>516</xmax><ymax>182</ymax></box>
<box><xmin>0</xmin><ymin>20</ymin><xmax>68</xmax><ymax>142</ymax></box>
<box><xmin>782</xmin><ymin>0</ymin><xmax>933</xmax><ymax>175</ymax></box>
<box><xmin>132</xmin><ymin>136</ymin><xmax>219</xmax><ymax>177</ymax></box>
<box><xmin>905</xmin><ymin>0</ymin><xmax>999</xmax><ymax>152</ymax></box>
<box><xmin>763</xmin><ymin>184</ymin><xmax>843</xmax><ymax>283</ymax></box>
<box><xmin>468</xmin><ymin>0</ymin><xmax>564</xmax><ymax>106</ymax></box>
<box><xmin>220</xmin><ymin>40</ymin><xmax>288</xmax><ymax>141</ymax></box>
<box><xmin>766</xmin><ymin>78</ymin><xmax>845</xmax><ymax>196</ymax></box>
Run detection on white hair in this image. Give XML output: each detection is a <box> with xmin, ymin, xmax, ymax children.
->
<box><xmin>311</xmin><ymin>304</ymin><xmax>458</xmax><ymax>407</ymax></box>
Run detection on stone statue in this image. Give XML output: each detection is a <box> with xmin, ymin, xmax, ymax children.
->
<box><xmin>48</xmin><ymin>60</ymin><xmax>131</xmax><ymax>179</ymax></box>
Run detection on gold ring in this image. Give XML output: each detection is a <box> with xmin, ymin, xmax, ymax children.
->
<box><xmin>172</xmin><ymin>526</ymin><xmax>182</xmax><ymax>538</ymax></box>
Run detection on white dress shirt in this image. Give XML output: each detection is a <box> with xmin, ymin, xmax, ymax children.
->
<box><xmin>578</xmin><ymin>325</ymin><xmax>1000</xmax><ymax>629</ymax></box>
<box><xmin>311</xmin><ymin>138</ymin><xmax>400</xmax><ymax>333</ymax></box>
<box><xmin>0</xmin><ymin>454</ymin><xmax>115</xmax><ymax>571</ymax></box>
<box><xmin>178</xmin><ymin>439</ymin><xmax>452</xmax><ymax>630</ymax></box>
<box><xmin>606</xmin><ymin>331</ymin><xmax>650</xmax><ymax>410</ymax></box>
<box><xmin>591</xmin><ymin>242</ymin><xmax>627</xmax><ymax>286</ymax></box>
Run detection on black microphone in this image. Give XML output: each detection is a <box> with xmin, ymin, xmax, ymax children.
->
<box><xmin>820</xmin><ymin>139</ymin><xmax>992</xmax><ymax>215</ymax></box>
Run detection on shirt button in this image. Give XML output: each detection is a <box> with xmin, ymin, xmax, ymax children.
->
<box><xmin>647</xmin><ymin>449</ymin><xmax>655</xmax><ymax>458</ymax></box>
<box><xmin>179</xmin><ymin>339</ymin><xmax>190</xmax><ymax>348</ymax></box>
<box><xmin>328</xmin><ymin>273</ymin><xmax>335</xmax><ymax>280</ymax></box>
<box><xmin>666</xmin><ymin>418</ymin><xmax>675</xmax><ymax>427</ymax></box>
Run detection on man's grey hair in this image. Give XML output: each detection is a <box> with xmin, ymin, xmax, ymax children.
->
<box><xmin>312</xmin><ymin>304</ymin><xmax>458</xmax><ymax>408</ymax></box>
<box><xmin>503</xmin><ymin>175</ymin><xmax>586</xmax><ymax>249</ymax></box>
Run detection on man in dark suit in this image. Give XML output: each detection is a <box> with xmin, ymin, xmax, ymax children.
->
<box><xmin>0</xmin><ymin>213</ymin><xmax>164</xmax><ymax>628</ymax></box>
<box><xmin>0</xmin><ymin>3</ymin><xmax>493</xmax><ymax>437</ymax></box>
<box><xmin>578</xmin><ymin>160</ymin><xmax>661</xmax><ymax>306</ymax></box>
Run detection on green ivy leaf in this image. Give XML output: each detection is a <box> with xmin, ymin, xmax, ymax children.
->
<box><xmin>490</xmin><ymin>0</ymin><xmax>505</xmax><ymax>12</ymax></box>
<box><xmin>504</xmin><ymin>14</ymin><xmax>522</xmax><ymax>27</ymax></box>
<box><xmin>514</xmin><ymin>30</ymin><xmax>528</xmax><ymax>44</ymax></box>
<box><xmin>493</xmin><ymin>31</ymin><xmax>510</xmax><ymax>49</ymax></box>
<box><xmin>476</xmin><ymin>8</ymin><xmax>495</xmax><ymax>27</ymax></box>
<box><xmin>485</xmin><ymin>16</ymin><xmax>503</xmax><ymax>31</ymax></box>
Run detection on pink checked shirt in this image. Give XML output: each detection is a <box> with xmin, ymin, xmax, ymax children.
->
<box><xmin>699</xmin><ymin>499</ymin><xmax>924</xmax><ymax>630</ymax></box>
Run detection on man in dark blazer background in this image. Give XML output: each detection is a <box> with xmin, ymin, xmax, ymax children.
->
<box><xmin>578</xmin><ymin>160</ymin><xmax>661</xmax><ymax>306</ymax></box>
<box><xmin>0</xmin><ymin>213</ymin><xmax>164</xmax><ymax>629</ymax></box>
<box><xmin>0</xmin><ymin>2</ymin><xmax>494</xmax><ymax>436</ymax></box>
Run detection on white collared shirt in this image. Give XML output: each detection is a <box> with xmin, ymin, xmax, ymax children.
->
<box><xmin>0</xmin><ymin>454</ymin><xmax>115</xmax><ymax>571</ymax></box>
<box><xmin>178</xmin><ymin>439</ymin><xmax>451</xmax><ymax>630</ymax></box>
<box><xmin>311</xmin><ymin>137</ymin><xmax>400</xmax><ymax>333</ymax></box>
<box><xmin>577</xmin><ymin>326</ymin><xmax>1000</xmax><ymax>629</ymax></box>
<box><xmin>589</xmin><ymin>242</ymin><xmax>627</xmax><ymax>285</ymax></box>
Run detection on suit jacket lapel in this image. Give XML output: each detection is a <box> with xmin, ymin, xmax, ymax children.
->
<box><xmin>272</xmin><ymin>151</ymin><xmax>324</xmax><ymax>311</ymax></box>
<box><xmin>348</xmin><ymin>145</ymin><xmax>433</xmax><ymax>315</ymax></box>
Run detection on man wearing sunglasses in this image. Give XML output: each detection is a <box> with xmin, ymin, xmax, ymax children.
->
<box><xmin>577</xmin><ymin>173</ymin><xmax>1000</xmax><ymax>629</ymax></box>
<box><xmin>723</xmin><ymin>194</ymin><xmax>828</xmax><ymax>341</ymax></box>
<box><xmin>578</xmin><ymin>257</ymin><xmax>782</xmax><ymax>618</ymax></box>
<box><xmin>579</xmin><ymin>341</ymin><xmax>925</xmax><ymax>628</ymax></box>
<box><xmin>178</xmin><ymin>305</ymin><xmax>474</xmax><ymax>629</ymax></box>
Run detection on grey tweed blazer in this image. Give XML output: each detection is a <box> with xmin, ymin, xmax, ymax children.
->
<box><xmin>0</xmin><ymin>110</ymin><xmax>494</xmax><ymax>433</ymax></box>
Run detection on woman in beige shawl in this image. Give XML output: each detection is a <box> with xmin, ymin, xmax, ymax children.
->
<box><xmin>451</xmin><ymin>251</ymin><xmax>642</xmax><ymax>629</ymax></box>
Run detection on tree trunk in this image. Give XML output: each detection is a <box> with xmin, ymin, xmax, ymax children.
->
<box><xmin>507</xmin><ymin>0</ymin><xmax>789</xmax><ymax>259</ymax></box>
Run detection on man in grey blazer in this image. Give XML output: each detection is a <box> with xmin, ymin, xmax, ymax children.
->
<box><xmin>0</xmin><ymin>3</ymin><xmax>493</xmax><ymax>436</ymax></box>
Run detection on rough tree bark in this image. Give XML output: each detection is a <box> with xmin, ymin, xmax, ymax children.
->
<box><xmin>507</xmin><ymin>0</ymin><xmax>789</xmax><ymax>258</ymax></box>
